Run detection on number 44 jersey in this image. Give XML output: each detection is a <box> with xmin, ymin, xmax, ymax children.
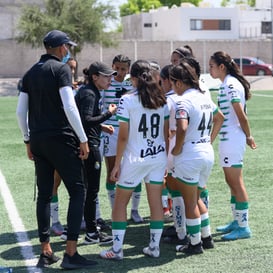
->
<box><xmin>116</xmin><ymin>91</ymin><xmax>169</xmax><ymax>163</ymax></box>
<box><xmin>174</xmin><ymin>88</ymin><xmax>218</xmax><ymax>153</ymax></box>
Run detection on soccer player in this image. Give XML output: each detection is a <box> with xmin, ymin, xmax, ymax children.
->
<box><xmin>102</xmin><ymin>54</ymin><xmax>143</xmax><ymax>223</ymax></box>
<box><xmin>170</xmin><ymin>58</ymin><xmax>224</xmax><ymax>255</ymax></box>
<box><xmin>100</xmin><ymin>60</ymin><xmax>169</xmax><ymax>260</ymax></box>
<box><xmin>209</xmin><ymin>51</ymin><xmax>257</xmax><ymax>240</ymax></box>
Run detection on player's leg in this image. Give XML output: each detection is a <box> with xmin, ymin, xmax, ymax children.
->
<box><xmin>50</xmin><ymin>170</ymin><xmax>64</xmax><ymax>235</ymax></box>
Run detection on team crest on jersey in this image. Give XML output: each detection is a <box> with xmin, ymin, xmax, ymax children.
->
<box><xmin>140</xmin><ymin>139</ymin><xmax>165</xmax><ymax>158</ymax></box>
<box><xmin>176</xmin><ymin>108</ymin><xmax>188</xmax><ymax>119</ymax></box>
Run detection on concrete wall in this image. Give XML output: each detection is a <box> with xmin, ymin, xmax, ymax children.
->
<box><xmin>0</xmin><ymin>39</ymin><xmax>272</xmax><ymax>78</ymax></box>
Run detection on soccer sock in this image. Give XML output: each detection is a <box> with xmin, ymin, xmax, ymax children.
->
<box><xmin>149</xmin><ymin>220</ymin><xmax>163</xmax><ymax>248</ymax></box>
<box><xmin>162</xmin><ymin>188</ymin><xmax>169</xmax><ymax>209</ymax></box>
<box><xmin>50</xmin><ymin>195</ymin><xmax>59</xmax><ymax>224</ymax></box>
<box><xmin>236</xmin><ymin>201</ymin><xmax>249</xmax><ymax>228</ymax></box>
<box><xmin>131</xmin><ymin>183</ymin><xmax>141</xmax><ymax>210</ymax></box>
<box><xmin>106</xmin><ymin>182</ymin><xmax>116</xmax><ymax>209</ymax></box>
<box><xmin>171</xmin><ymin>191</ymin><xmax>186</xmax><ymax>239</ymax></box>
<box><xmin>186</xmin><ymin>217</ymin><xmax>201</xmax><ymax>246</ymax></box>
<box><xmin>112</xmin><ymin>221</ymin><xmax>127</xmax><ymax>252</ymax></box>
<box><xmin>200</xmin><ymin>188</ymin><xmax>209</xmax><ymax>209</ymax></box>
<box><xmin>95</xmin><ymin>196</ymin><xmax>101</xmax><ymax>220</ymax></box>
<box><xmin>230</xmin><ymin>195</ymin><xmax>236</xmax><ymax>220</ymax></box>
<box><xmin>201</xmin><ymin>212</ymin><xmax>211</xmax><ymax>238</ymax></box>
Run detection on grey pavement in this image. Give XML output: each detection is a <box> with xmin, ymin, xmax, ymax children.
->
<box><xmin>0</xmin><ymin>75</ymin><xmax>272</xmax><ymax>97</ymax></box>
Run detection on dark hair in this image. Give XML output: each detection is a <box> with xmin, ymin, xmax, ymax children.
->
<box><xmin>182</xmin><ymin>57</ymin><xmax>201</xmax><ymax>78</ymax></box>
<box><xmin>160</xmin><ymin>64</ymin><xmax>173</xmax><ymax>79</ymax></box>
<box><xmin>112</xmin><ymin>54</ymin><xmax>131</xmax><ymax>67</ymax></box>
<box><xmin>172</xmin><ymin>46</ymin><xmax>192</xmax><ymax>59</ymax></box>
<box><xmin>210</xmin><ymin>51</ymin><xmax>251</xmax><ymax>100</ymax></box>
<box><xmin>130</xmin><ymin>60</ymin><xmax>166</xmax><ymax>109</ymax></box>
<box><xmin>169</xmin><ymin>59</ymin><xmax>201</xmax><ymax>92</ymax></box>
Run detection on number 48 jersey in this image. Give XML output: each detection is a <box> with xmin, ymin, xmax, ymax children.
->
<box><xmin>117</xmin><ymin>91</ymin><xmax>169</xmax><ymax>162</ymax></box>
<box><xmin>174</xmin><ymin>88</ymin><xmax>218</xmax><ymax>152</ymax></box>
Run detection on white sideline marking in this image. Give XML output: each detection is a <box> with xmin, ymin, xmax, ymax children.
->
<box><xmin>253</xmin><ymin>93</ymin><xmax>273</xmax><ymax>98</ymax></box>
<box><xmin>0</xmin><ymin>170</ymin><xmax>42</xmax><ymax>273</ymax></box>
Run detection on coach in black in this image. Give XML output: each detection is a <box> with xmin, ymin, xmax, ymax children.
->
<box><xmin>16</xmin><ymin>30</ymin><xmax>97</xmax><ymax>269</ymax></box>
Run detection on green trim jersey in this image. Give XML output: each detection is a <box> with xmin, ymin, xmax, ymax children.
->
<box><xmin>174</xmin><ymin>88</ymin><xmax>218</xmax><ymax>153</ymax></box>
<box><xmin>218</xmin><ymin>74</ymin><xmax>246</xmax><ymax>142</ymax></box>
<box><xmin>103</xmin><ymin>77</ymin><xmax>134</xmax><ymax>129</ymax></box>
<box><xmin>117</xmin><ymin>91</ymin><xmax>169</xmax><ymax>163</ymax></box>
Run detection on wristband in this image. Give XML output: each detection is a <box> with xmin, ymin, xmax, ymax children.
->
<box><xmin>246</xmin><ymin>136</ymin><xmax>253</xmax><ymax>141</ymax></box>
<box><xmin>24</xmin><ymin>140</ymin><xmax>30</xmax><ymax>144</ymax></box>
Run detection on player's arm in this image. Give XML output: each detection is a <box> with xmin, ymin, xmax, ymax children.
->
<box><xmin>210</xmin><ymin>108</ymin><xmax>224</xmax><ymax>144</ymax></box>
<box><xmin>59</xmin><ymin>86</ymin><xmax>89</xmax><ymax>159</ymax></box>
<box><xmin>172</xmin><ymin>118</ymin><xmax>187</xmax><ymax>156</ymax></box>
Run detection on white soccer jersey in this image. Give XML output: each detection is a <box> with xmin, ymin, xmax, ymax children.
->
<box><xmin>117</xmin><ymin>91</ymin><xmax>169</xmax><ymax>163</ymax></box>
<box><xmin>174</xmin><ymin>88</ymin><xmax>217</xmax><ymax>153</ymax></box>
<box><xmin>218</xmin><ymin>74</ymin><xmax>246</xmax><ymax>142</ymax></box>
<box><xmin>103</xmin><ymin>77</ymin><xmax>134</xmax><ymax>129</ymax></box>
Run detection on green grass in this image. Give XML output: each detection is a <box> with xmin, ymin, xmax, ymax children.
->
<box><xmin>0</xmin><ymin>91</ymin><xmax>273</xmax><ymax>273</ymax></box>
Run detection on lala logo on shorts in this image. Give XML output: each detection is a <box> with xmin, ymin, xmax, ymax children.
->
<box><xmin>140</xmin><ymin>139</ymin><xmax>165</xmax><ymax>158</ymax></box>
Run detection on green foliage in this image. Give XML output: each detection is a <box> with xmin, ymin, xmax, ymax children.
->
<box><xmin>16</xmin><ymin>0</ymin><xmax>118</xmax><ymax>54</ymax></box>
<box><xmin>120</xmin><ymin>0</ymin><xmax>162</xmax><ymax>16</ymax></box>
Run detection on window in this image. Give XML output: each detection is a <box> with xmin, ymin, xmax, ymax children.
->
<box><xmin>190</xmin><ymin>19</ymin><xmax>231</xmax><ymax>31</ymax></box>
<box><xmin>144</xmin><ymin>23</ymin><xmax>152</xmax><ymax>27</ymax></box>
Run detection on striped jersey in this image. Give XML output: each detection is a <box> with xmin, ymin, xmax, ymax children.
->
<box><xmin>217</xmin><ymin>74</ymin><xmax>246</xmax><ymax>142</ymax></box>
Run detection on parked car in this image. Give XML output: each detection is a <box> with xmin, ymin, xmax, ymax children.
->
<box><xmin>233</xmin><ymin>57</ymin><xmax>273</xmax><ymax>76</ymax></box>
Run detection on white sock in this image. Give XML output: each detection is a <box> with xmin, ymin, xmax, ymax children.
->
<box><xmin>50</xmin><ymin>202</ymin><xmax>59</xmax><ymax>224</ymax></box>
<box><xmin>172</xmin><ymin>196</ymin><xmax>186</xmax><ymax>239</ymax></box>
<box><xmin>131</xmin><ymin>191</ymin><xmax>141</xmax><ymax>211</ymax></box>
<box><xmin>201</xmin><ymin>212</ymin><xmax>211</xmax><ymax>238</ymax></box>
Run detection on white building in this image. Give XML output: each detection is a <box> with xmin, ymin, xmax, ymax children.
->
<box><xmin>121</xmin><ymin>2</ymin><xmax>272</xmax><ymax>41</ymax></box>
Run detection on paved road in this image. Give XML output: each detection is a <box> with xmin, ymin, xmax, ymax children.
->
<box><xmin>0</xmin><ymin>75</ymin><xmax>272</xmax><ymax>96</ymax></box>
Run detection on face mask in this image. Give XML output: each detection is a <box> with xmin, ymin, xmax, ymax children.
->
<box><xmin>62</xmin><ymin>49</ymin><xmax>71</xmax><ymax>63</ymax></box>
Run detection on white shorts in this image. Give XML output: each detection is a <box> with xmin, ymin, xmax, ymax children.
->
<box><xmin>219</xmin><ymin>130</ymin><xmax>246</xmax><ymax>168</ymax></box>
<box><xmin>173</xmin><ymin>148</ymin><xmax>214</xmax><ymax>188</ymax></box>
<box><xmin>117</xmin><ymin>157</ymin><xmax>167</xmax><ymax>189</ymax></box>
<box><xmin>103</xmin><ymin>130</ymin><xmax>118</xmax><ymax>157</ymax></box>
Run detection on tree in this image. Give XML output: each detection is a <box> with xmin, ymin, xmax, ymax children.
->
<box><xmin>120</xmin><ymin>0</ymin><xmax>205</xmax><ymax>16</ymax></box>
<box><xmin>16</xmin><ymin>0</ymin><xmax>118</xmax><ymax>56</ymax></box>
<box><xmin>120</xmin><ymin>0</ymin><xmax>162</xmax><ymax>17</ymax></box>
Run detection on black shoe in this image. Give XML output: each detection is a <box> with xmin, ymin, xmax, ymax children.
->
<box><xmin>176</xmin><ymin>242</ymin><xmax>203</xmax><ymax>255</ymax></box>
<box><xmin>84</xmin><ymin>231</ymin><xmax>113</xmax><ymax>245</ymax></box>
<box><xmin>162</xmin><ymin>225</ymin><xmax>176</xmax><ymax>237</ymax></box>
<box><xmin>96</xmin><ymin>218</ymin><xmax>111</xmax><ymax>231</ymax></box>
<box><xmin>202</xmin><ymin>235</ymin><xmax>214</xmax><ymax>249</ymax></box>
<box><xmin>60</xmin><ymin>251</ymin><xmax>98</xmax><ymax>270</ymax></box>
<box><xmin>36</xmin><ymin>252</ymin><xmax>60</xmax><ymax>268</ymax></box>
<box><xmin>163</xmin><ymin>235</ymin><xmax>189</xmax><ymax>245</ymax></box>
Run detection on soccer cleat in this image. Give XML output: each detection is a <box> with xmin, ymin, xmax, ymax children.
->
<box><xmin>163</xmin><ymin>235</ymin><xmax>189</xmax><ymax>245</ymax></box>
<box><xmin>216</xmin><ymin>220</ymin><xmax>239</xmax><ymax>234</ymax></box>
<box><xmin>100</xmin><ymin>247</ymin><xmax>124</xmax><ymax>260</ymax></box>
<box><xmin>176</xmin><ymin>242</ymin><xmax>204</xmax><ymax>255</ymax></box>
<box><xmin>221</xmin><ymin>227</ymin><xmax>251</xmax><ymax>241</ymax></box>
<box><xmin>143</xmin><ymin>246</ymin><xmax>160</xmax><ymax>258</ymax></box>
<box><xmin>131</xmin><ymin>210</ymin><xmax>144</xmax><ymax>223</ymax></box>
<box><xmin>60</xmin><ymin>252</ymin><xmax>97</xmax><ymax>269</ymax></box>
<box><xmin>96</xmin><ymin>218</ymin><xmax>111</xmax><ymax>231</ymax></box>
<box><xmin>36</xmin><ymin>252</ymin><xmax>60</xmax><ymax>268</ymax></box>
<box><xmin>84</xmin><ymin>231</ymin><xmax>113</xmax><ymax>245</ymax></box>
<box><xmin>162</xmin><ymin>225</ymin><xmax>176</xmax><ymax>237</ymax></box>
<box><xmin>201</xmin><ymin>235</ymin><xmax>215</xmax><ymax>249</ymax></box>
<box><xmin>51</xmin><ymin>221</ymin><xmax>64</xmax><ymax>236</ymax></box>
<box><xmin>60</xmin><ymin>228</ymin><xmax>67</xmax><ymax>241</ymax></box>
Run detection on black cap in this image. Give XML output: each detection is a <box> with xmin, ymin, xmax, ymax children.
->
<box><xmin>88</xmin><ymin>61</ymin><xmax>117</xmax><ymax>76</ymax></box>
<box><xmin>43</xmin><ymin>30</ymin><xmax>77</xmax><ymax>48</ymax></box>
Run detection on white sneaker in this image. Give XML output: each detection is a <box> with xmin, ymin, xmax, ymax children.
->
<box><xmin>143</xmin><ymin>246</ymin><xmax>160</xmax><ymax>258</ymax></box>
<box><xmin>100</xmin><ymin>247</ymin><xmax>123</xmax><ymax>260</ymax></box>
<box><xmin>51</xmin><ymin>221</ymin><xmax>64</xmax><ymax>236</ymax></box>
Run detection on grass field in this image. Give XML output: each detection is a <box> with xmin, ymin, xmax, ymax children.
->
<box><xmin>0</xmin><ymin>90</ymin><xmax>273</xmax><ymax>273</ymax></box>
